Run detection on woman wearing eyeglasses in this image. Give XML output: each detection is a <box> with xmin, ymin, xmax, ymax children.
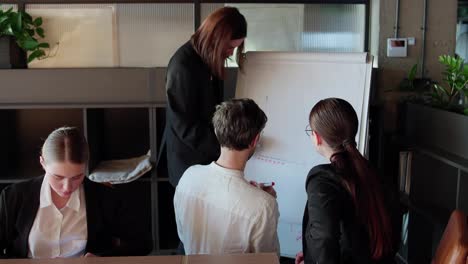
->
<box><xmin>296</xmin><ymin>98</ymin><xmax>395</xmax><ymax>264</ymax></box>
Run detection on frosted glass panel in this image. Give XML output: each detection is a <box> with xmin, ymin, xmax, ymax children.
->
<box><xmin>231</xmin><ymin>4</ymin><xmax>304</xmax><ymax>52</ymax></box>
<box><xmin>302</xmin><ymin>4</ymin><xmax>365</xmax><ymax>52</ymax></box>
<box><xmin>201</xmin><ymin>3</ymin><xmax>223</xmax><ymax>22</ymax></box>
<box><xmin>202</xmin><ymin>4</ymin><xmax>365</xmax><ymax>53</ymax></box>
<box><xmin>117</xmin><ymin>4</ymin><xmax>194</xmax><ymax>67</ymax></box>
<box><xmin>26</xmin><ymin>4</ymin><xmax>116</xmax><ymax>68</ymax></box>
<box><xmin>456</xmin><ymin>24</ymin><xmax>468</xmax><ymax>61</ymax></box>
<box><xmin>370</xmin><ymin>0</ymin><xmax>379</xmax><ymax>67</ymax></box>
<box><xmin>202</xmin><ymin>4</ymin><xmax>302</xmax><ymax>53</ymax></box>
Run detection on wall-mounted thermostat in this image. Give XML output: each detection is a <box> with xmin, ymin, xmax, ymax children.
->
<box><xmin>387</xmin><ymin>38</ymin><xmax>407</xmax><ymax>57</ymax></box>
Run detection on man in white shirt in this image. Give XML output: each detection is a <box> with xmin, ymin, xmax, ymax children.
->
<box><xmin>174</xmin><ymin>98</ymin><xmax>279</xmax><ymax>255</ymax></box>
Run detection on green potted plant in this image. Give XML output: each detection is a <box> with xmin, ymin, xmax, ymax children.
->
<box><xmin>403</xmin><ymin>55</ymin><xmax>468</xmax><ymax>159</ymax></box>
<box><xmin>399</xmin><ymin>64</ymin><xmax>419</xmax><ymax>91</ymax></box>
<box><xmin>429</xmin><ymin>55</ymin><xmax>468</xmax><ymax>114</ymax></box>
<box><xmin>397</xmin><ymin>63</ymin><xmax>433</xmax><ymax>106</ymax></box>
<box><xmin>0</xmin><ymin>7</ymin><xmax>50</xmax><ymax>68</ymax></box>
<box><xmin>399</xmin><ymin>63</ymin><xmax>433</xmax><ymax>93</ymax></box>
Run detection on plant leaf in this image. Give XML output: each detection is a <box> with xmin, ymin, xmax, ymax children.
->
<box><xmin>433</xmin><ymin>84</ymin><xmax>446</xmax><ymax>94</ymax></box>
<box><xmin>15</xmin><ymin>11</ymin><xmax>22</xmax><ymax>32</ymax></box>
<box><xmin>439</xmin><ymin>55</ymin><xmax>445</xmax><ymax>64</ymax></box>
<box><xmin>3</xmin><ymin>25</ymin><xmax>13</xmax><ymax>36</ymax></box>
<box><xmin>0</xmin><ymin>10</ymin><xmax>49</xmax><ymax>61</ymax></box>
<box><xmin>23</xmin><ymin>12</ymin><xmax>33</xmax><ymax>24</ymax></box>
<box><xmin>0</xmin><ymin>8</ymin><xmax>13</xmax><ymax>17</ymax></box>
<box><xmin>33</xmin><ymin>17</ymin><xmax>42</xmax><ymax>27</ymax></box>
<box><xmin>27</xmin><ymin>49</ymin><xmax>46</xmax><ymax>63</ymax></box>
<box><xmin>19</xmin><ymin>38</ymin><xmax>39</xmax><ymax>50</ymax></box>
<box><xmin>36</xmin><ymin>27</ymin><xmax>44</xmax><ymax>38</ymax></box>
<box><xmin>9</xmin><ymin>13</ymin><xmax>19</xmax><ymax>32</ymax></box>
<box><xmin>37</xmin><ymin>42</ymin><xmax>49</xmax><ymax>48</ymax></box>
<box><xmin>409</xmin><ymin>64</ymin><xmax>417</xmax><ymax>81</ymax></box>
<box><xmin>5</xmin><ymin>8</ymin><xmax>13</xmax><ymax>15</ymax></box>
<box><xmin>0</xmin><ymin>30</ymin><xmax>9</xmax><ymax>38</ymax></box>
<box><xmin>0</xmin><ymin>15</ymin><xmax>8</xmax><ymax>25</ymax></box>
<box><xmin>26</xmin><ymin>28</ymin><xmax>35</xmax><ymax>36</ymax></box>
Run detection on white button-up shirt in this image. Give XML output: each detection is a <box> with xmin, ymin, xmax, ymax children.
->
<box><xmin>28</xmin><ymin>177</ymin><xmax>88</xmax><ymax>258</ymax></box>
<box><xmin>174</xmin><ymin>162</ymin><xmax>280</xmax><ymax>255</ymax></box>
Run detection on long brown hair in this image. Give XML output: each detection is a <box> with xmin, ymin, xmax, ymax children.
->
<box><xmin>309</xmin><ymin>98</ymin><xmax>392</xmax><ymax>260</ymax></box>
<box><xmin>41</xmin><ymin>127</ymin><xmax>89</xmax><ymax>165</ymax></box>
<box><xmin>191</xmin><ymin>7</ymin><xmax>247</xmax><ymax>79</ymax></box>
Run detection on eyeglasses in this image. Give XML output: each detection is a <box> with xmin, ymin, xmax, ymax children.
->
<box><xmin>305</xmin><ymin>124</ymin><xmax>313</xmax><ymax>137</ymax></box>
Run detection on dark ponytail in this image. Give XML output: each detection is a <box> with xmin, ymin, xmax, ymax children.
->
<box><xmin>310</xmin><ymin>98</ymin><xmax>392</xmax><ymax>259</ymax></box>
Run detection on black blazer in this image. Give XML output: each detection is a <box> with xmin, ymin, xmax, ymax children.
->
<box><xmin>0</xmin><ymin>177</ymin><xmax>151</xmax><ymax>258</ymax></box>
<box><xmin>302</xmin><ymin>165</ymin><xmax>395</xmax><ymax>264</ymax></box>
<box><xmin>165</xmin><ymin>41</ymin><xmax>223</xmax><ymax>187</ymax></box>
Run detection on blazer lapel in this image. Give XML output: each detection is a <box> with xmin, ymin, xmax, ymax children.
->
<box><xmin>15</xmin><ymin>176</ymin><xmax>42</xmax><ymax>258</ymax></box>
<box><xmin>83</xmin><ymin>179</ymin><xmax>99</xmax><ymax>252</ymax></box>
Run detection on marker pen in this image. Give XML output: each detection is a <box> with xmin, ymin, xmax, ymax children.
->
<box><xmin>259</xmin><ymin>182</ymin><xmax>275</xmax><ymax>187</ymax></box>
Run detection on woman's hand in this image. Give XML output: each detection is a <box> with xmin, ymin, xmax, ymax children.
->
<box><xmin>84</xmin><ymin>253</ymin><xmax>98</xmax><ymax>257</ymax></box>
<box><xmin>295</xmin><ymin>251</ymin><xmax>304</xmax><ymax>264</ymax></box>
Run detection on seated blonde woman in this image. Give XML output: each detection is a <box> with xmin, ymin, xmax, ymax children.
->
<box><xmin>0</xmin><ymin>127</ymin><xmax>150</xmax><ymax>258</ymax></box>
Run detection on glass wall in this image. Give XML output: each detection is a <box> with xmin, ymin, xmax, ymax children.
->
<box><xmin>26</xmin><ymin>4</ymin><xmax>194</xmax><ymax>68</ymax></box>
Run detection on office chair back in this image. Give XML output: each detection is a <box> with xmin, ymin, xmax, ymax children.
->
<box><xmin>432</xmin><ymin>210</ymin><xmax>468</xmax><ymax>264</ymax></box>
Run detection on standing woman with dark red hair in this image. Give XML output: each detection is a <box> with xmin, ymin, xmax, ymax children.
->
<box><xmin>165</xmin><ymin>7</ymin><xmax>247</xmax><ymax>187</ymax></box>
<box><xmin>295</xmin><ymin>98</ymin><xmax>395</xmax><ymax>264</ymax></box>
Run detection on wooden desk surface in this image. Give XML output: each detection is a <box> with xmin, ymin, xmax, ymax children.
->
<box><xmin>0</xmin><ymin>253</ymin><xmax>279</xmax><ymax>264</ymax></box>
<box><xmin>186</xmin><ymin>253</ymin><xmax>278</xmax><ymax>264</ymax></box>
